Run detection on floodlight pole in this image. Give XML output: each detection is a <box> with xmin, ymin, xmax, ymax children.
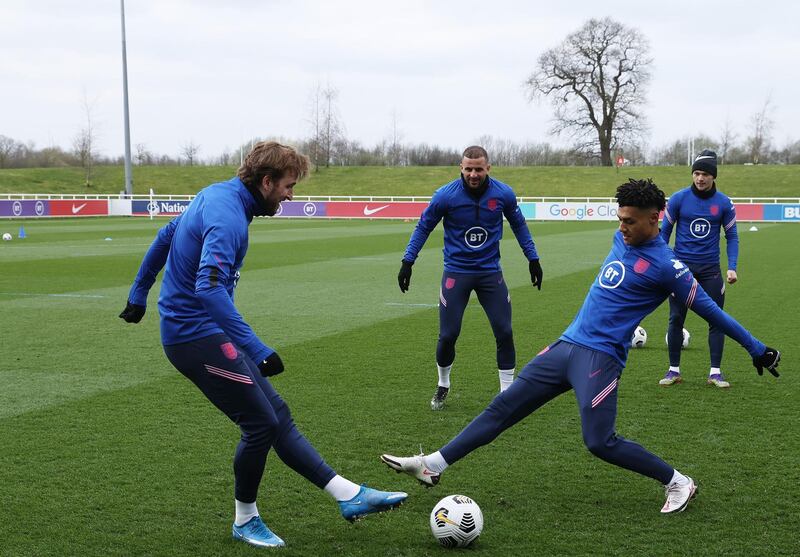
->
<box><xmin>120</xmin><ymin>0</ymin><xmax>133</xmax><ymax>196</ymax></box>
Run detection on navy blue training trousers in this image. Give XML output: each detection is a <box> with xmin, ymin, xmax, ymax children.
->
<box><xmin>668</xmin><ymin>262</ymin><xmax>725</xmax><ymax>368</ymax></box>
<box><xmin>437</xmin><ymin>271</ymin><xmax>514</xmax><ymax>370</ymax></box>
<box><xmin>440</xmin><ymin>340</ymin><xmax>675</xmax><ymax>484</ymax></box>
<box><xmin>163</xmin><ymin>333</ymin><xmax>336</xmax><ymax>503</ymax></box>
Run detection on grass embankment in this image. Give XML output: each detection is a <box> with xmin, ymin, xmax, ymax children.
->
<box><xmin>1</xmin><ymin>164</ymin><xmax>799</xmax><ymax>198</ymax></box>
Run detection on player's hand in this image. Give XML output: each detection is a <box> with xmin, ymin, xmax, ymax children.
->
<box><xmin>726</xmin><ymin>270</ymin><xmax>737</xmax><ymax>284</ymax></box>
<box><xmin>119</xmin><ymin>301</ymin><xmax>146</xmax><ymax>323</ymax></box>
<box><xmin>529</xmin><ymin>259</ymin><xmax>543</xmax><ymax>290</ymax></box>
<box><xmin>258</xmin><ymin>352</ymin><xmax>285</xmax><ymax>377</ymax></box>
<box><xmin>398</xmin><ymin>260</ymin><xmax>413</xmax><ymax>293</ymax></box>
<box><xmin>753</xmin><ymin>347</ymin><xmax>780</xmax><ymax>377</ymax></box>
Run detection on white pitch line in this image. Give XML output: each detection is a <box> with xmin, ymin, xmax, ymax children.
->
<box><xmin>384</xmin><ymin>302</ymin><xmax>439</xmax><ymax>308</ymax></box>
<box><xmin>0</xmin><ymin>292</ymin><xmax>108</xmax><ymax>299</ymax></box>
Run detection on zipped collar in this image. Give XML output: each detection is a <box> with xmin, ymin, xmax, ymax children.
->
<box><xmin>231</xmin><ymin>176</ymin><xmax>262</xmax><ymax>221</ymax></box>
<box><xmin>690</xmin><ymin>182</ymin><xmax>717</xmax><ymax>199</ymax></box>
<box><xmin>233</xmin><ymin>176</ymin><xmax>272</xmax><ymax>218</ymax></box>
<box><xmin>461</xmin><ymin>174</ymin><xmax>490</xmax><ymax>199</ymax></box>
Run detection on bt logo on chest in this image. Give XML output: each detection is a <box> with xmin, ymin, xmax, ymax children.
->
<box><xmin>690</xmin><ymin>218</ymin><xmax>711</xmax><ymax>238</ymax></box>
<box><xmin>599</xmin><ymin>261</ymin><xmax>626</xmax><ymax>289</ymax></box>
<box><xmin>464</xmin><ymin>227</ymin><xmax>488</xmax><ymax>248</ymax></box>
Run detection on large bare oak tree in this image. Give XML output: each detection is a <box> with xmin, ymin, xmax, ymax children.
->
<box><xmin>525</xmin><ymin>17</ymin><xmax>652</xmax><ymax>166</ymax></box>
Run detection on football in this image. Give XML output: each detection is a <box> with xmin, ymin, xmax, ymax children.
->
<box><xmin>430</xmin><ymin>495</ymin><xmax>484</xmax><ymax>548</ymax></box>
<box><xmin>665</xmin><ymin>328</ymin><xmax>691</xmax><ymax>349</ymax></box>
<box><xmin>631</xmin><ymin>326</ymin><xmax>647</xmax><ymax>348</ymax></box>
<box><xmin>2</xmin><ymin>232</ymin><xmax>12</xmax><ymax>241</ymax></box>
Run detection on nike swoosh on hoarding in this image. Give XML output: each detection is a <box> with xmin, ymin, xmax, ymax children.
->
<box><xmin>72</xmin><ymin>203</ymin><xmax>88</xmax><ymax>214</ymax></box>
<box><xmin>363</xmin><ymin>205</ymin><xmax>390</xmax><ymax>216</ymax></box>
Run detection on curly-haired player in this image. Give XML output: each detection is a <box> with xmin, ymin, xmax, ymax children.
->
<box><xmin>383</xmin><ymin>178</ymin><xmax>780</xmax><ymax>514</ymax></box>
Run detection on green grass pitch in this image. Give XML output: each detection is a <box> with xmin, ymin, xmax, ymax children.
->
<box><xmin>0</xmin><ymin>217</ymin><xmax>797</xmax><ymax>556</ymax></box>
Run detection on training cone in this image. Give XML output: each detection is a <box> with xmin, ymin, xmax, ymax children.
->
<box><xmin>748</xmin><ymin>225</ymin><xmax>758</xmax><ymax>232</ymax></box>
<box><xmin>18</xmin><ymin>226</ymin><xmax>26</xmax><ymax>239</ymax></box>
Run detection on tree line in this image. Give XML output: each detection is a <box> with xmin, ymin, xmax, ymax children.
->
<box><xmin>2</xmin><ymin>129</ymin><xmax>799</xmax><ymax>172</ymax></box>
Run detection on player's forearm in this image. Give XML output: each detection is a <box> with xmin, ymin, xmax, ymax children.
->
<box><xmin>725</xmin><ymin>237</ymin><xmax>739</xmax><ymax>270</ymax></box>
<box><xmin>507</xmin><ymin>213</ymin><xmax>538</xmax><ymax>260</ymax></box>
<box><xmin>404</xmin><ymin>226</ymin><xmax>433</xmax><ymax>262</ymax></box>
<box><xmin>128</xmin><ymin>227</ymin><xmax>173</xmax><ymax>305</ymax></box>
<box><xmin>196</xmin><ymin>284</ymin><xmax>272</xmax><ymax>363</ymax></box>
<box><xmin>512</xmin><ymin>228</ymin><xmax>538</xmax><ymax>260</ymax></box>
<box><xmin>690</xmin><ymin>297</ymin><xmax>765</xmax><ymax>357</ymax></box>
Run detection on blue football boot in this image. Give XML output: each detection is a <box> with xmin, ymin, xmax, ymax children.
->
<box><xmin>232</xmin><ymin>516</ymin><xmax>285</xmax><ymax>548</ymax></box>
<box><xmin>338</xmin><ymin>484</ymin><xmax>408</xmax><ymax>522</ymax></box>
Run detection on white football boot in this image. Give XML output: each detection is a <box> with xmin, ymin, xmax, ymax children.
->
<box><xmin>661</xmin><ymin>476</ymin><xmax>698</xmax><ymax>513</ymax></box>
<box><xmin>380</xmin><ymin>453</ymin><xmax>441</xmax><ymax>487</ymax></box>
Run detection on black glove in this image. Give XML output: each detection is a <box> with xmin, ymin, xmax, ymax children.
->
<box><xmin>119</xmin><ymin>301</ymin><xmax>146</xmax><ymax>323</ymax></box>
<box><xmin>529</xmin><ymin>259</ymin><xmax>543</xmax><ymax>290</ymax></box>
<box><xmin>753</xmin><ymin>347</ymin><xmax>781</xmax><ymax>377</ymax></box>
<box><xmin>398</xmin><ymin>260</ymin><xmax>413</xmax><ymax>293</ymax></box>
<box><xmin>258</xmin><ymin>352</ymin><xmax>285</xmax><ymax>377</ymax></box>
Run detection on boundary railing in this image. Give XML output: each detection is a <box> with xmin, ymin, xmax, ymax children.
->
<box><xmin>2</xmin><ymin>193</ymin><xmax>799</xmax><ymax>222</ymax></box>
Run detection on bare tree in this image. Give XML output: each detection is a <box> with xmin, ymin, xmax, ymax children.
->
<box><xmin>180</xmin><ymin>141</ymin><xmax>200</xmax><ymax>166</ymax></box>
<box><xmin>72</xmin><ymin>94</ymin><xmax>98</xmax><ymax>186</ymax></box>
<box><xmin>135</xmin><ymin>142</ymin><xmax>153</xmax><ymax>166</ymax></box>
<box><xmin>525</xmin><ymin>17</ymin><xmax>652</xmax><ymax>166</ymax></box>
<box><xmin>321</xmin><ymin>85</ymin><xmax>342</xmax><ymax>167</ymax></box>
<box><xmin>0</xmin><ymin>135</ymin><xmax>20</xmax><ymax>168</ymax></box>
<box><xmin>718</xmin><ymin>117</ymin><xmax>737</xmax><ymax>165</ymax></box>
<box><xmin>775</xmin><ymin>139</ymin><xmax>800</xmax><ymax>165</ymax></box>
<box><xmin>745</xmin><ymin>97</ymin><xmax>774</xmax><ymax>164</ymax></box>
<box><xmin>386</xmin><ymin>109</ymin><xmax>404</xmax><ymax>166</ymax></box>
<box><xmin>307</xmin><ymin>83</ymin><xmax>324</xmax><ymax>170</ymax></box>
<box><xmin>306</xmin><ymin>82</ymin><xmax>344</xmax><ymax>169</ymax></box>
<box><xmin>215</xmin><ymin>149</ymin><xmax>235</xmax><ymax>166</ymax></box>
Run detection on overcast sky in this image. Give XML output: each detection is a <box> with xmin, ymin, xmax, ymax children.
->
<box><xmin>2</xmin><ymin>0</ymin><xmax>799</xmax><ymax>160</ymax></box>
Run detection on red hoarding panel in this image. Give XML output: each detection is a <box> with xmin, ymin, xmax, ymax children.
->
<box><xmin>733</xmin><ymin>203</ymin><xmax>763</xmax><ymax>221</ymax></box>
<box><xmin>50</xmin><ymin>200</ymin><xmax>109</xmax><ymax>216</ymax></box>
<box><xmin>324</xmin><ymin>202</ymin><xmax>428</xmax><ymax>219</ymax></box>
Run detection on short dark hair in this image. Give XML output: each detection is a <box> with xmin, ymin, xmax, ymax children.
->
<box><xmin>615</xmin><ymin>178</ymin><xmax>666</xmax><ymax>212</ymax></box>
<box><xmin>237</xmin><ymin>141</ymin><xmax>309</xmax><ymax>188</ymax></box>
<box><xmin>462</xmin><ymin>145</ymin><xmax>489</xmax><ymax>162</ymax></box>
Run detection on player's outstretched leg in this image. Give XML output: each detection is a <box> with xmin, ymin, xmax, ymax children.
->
<box><xmin>380</xmin><ymin>454</ymin><xmax>442</xmax><ymax>487</ymax></box>
<box><xmin>661</xmin><ymin>476</ymin><xmax>698</xmax><ymax>513</ymax></box>
<box><xmin>232</xmin><ymin>516</ymin><xmax>285</xmax><ymax>548</ymax></box>
<box><xmin>337</xmin><ymin>485</ymin><xmax>408</xmax><ymax>522</ymax></box>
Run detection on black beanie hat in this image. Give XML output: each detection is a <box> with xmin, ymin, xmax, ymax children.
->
<box><xmin>692</xmin><ymin>149</ymin><xmax>718</xmax><ymax>178</ymax></box>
